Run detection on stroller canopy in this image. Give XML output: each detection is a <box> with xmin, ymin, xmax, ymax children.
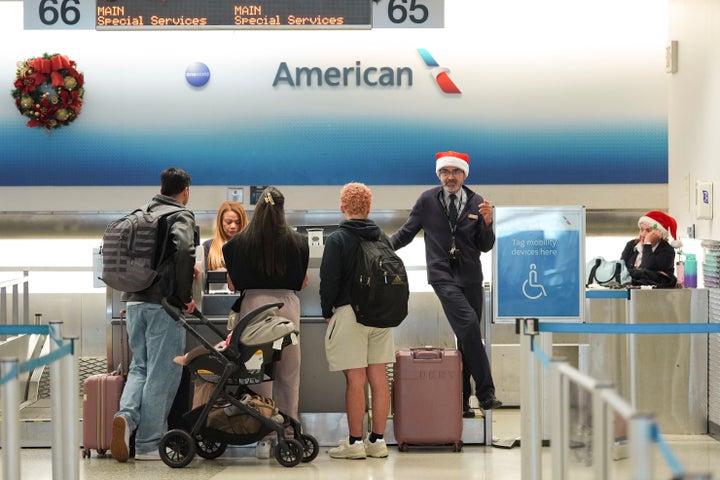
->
<box><xmin>234</xmin><ymin>303</ymin><xmax>298</xmax><ymax>347</ymax></box>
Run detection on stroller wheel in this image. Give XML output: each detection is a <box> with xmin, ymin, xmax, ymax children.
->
<box><xmin>299</xmin><ymin>434</ymin><xmax>319</xmax><ymax>463</ymax></box>
<box><xmin>274</xmin><ymin>438</ymin><xmax>303</xmax><ymax>467</ymax></box>
<box><xmin>159</xmin><ymin>429</ymin><xmax>196</xmax><ymax>468</ymax></box>
<box><xmin>195</xmin><ymin>436</ymin><xmax>227</xmax><ymax>460</ymax></box>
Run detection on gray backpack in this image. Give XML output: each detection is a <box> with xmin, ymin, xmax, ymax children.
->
<box><xmin>100</xmin><ymin>204</ymin><xmax>181</xmax><ymax>292</ymax></box>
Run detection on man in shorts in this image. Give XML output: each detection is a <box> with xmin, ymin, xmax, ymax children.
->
<box><xmin>320</xmin><ymin>182</ymin><xmax>395</xmax><ymax>460</ymax></box>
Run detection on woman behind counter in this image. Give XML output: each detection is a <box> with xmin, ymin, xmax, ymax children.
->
<box><xmin>203</xmin><ymin>201</ymin><xmax>248</xmax><ymax>273</ymax></box>
<box><xmin>222</xmin><ymin>186</ymin><xmax>309</xmax><ymax>459</ymax></box>
<box><xmin>621</xmin><ymin>210</ymin><xmax>682</xmax><ymax>288</ymax></box>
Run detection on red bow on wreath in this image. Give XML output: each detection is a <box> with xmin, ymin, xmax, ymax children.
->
<box><xmin>11</xmin><ymin>53</ymin><xmax>84</xmax><ymax>130</ymax></box>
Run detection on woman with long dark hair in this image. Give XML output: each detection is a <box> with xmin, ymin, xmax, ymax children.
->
<box><xmin>222</xmin><ymin>186</ymin><xmax>309</xmax><ymax>459</ymax></box>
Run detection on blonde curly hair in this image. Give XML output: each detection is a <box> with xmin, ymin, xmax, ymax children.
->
<box><xmin>340</xmin><ymin>182</ymin><xmax>372</xmax><ymax>217</ymax></box>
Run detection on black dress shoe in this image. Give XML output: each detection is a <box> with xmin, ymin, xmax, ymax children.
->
<box><xmin>462</xmin><ymin>404</ymin><xmax>475</xmax><ymax>418</ymax></box>
<box><xmin>479</xmin><ymin>396</ymin><xmax>502</xmax><ymax>410</ymax></box>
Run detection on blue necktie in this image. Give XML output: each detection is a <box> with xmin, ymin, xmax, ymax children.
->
<box><xmin>449</xmin><ymin>194</ymin><xmax>458</xmax><ymax>225</ymax></box>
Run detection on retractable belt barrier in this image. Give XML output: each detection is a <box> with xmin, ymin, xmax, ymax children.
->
<box><xmin>539</xmin><ymin>321</ymin><xmax>720</xmax><ymax>335</ymax></box>
<box><xmin>520</xmin><ymin>319</ymin><xmax>716</xmax><ymax>480</ymax></box>
<box><xmin>0</xmin><ymin>323</ymin><xmax>78</xmax><ymax>480</ymax></box>
<box><xmin>0</xmin><ymin>325</ymin><xmax>72</xmax><ymax>387</ymax></box>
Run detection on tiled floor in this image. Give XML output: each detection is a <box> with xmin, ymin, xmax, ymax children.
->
<box><xmin>4</xmin><ymin>409</ymin><xmax>720</xmax><ymax>479</ymax></box>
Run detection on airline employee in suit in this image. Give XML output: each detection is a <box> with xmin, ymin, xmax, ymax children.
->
<box><xmin>391</xmin><ymin>151</ymin><xmax>501</xmax><ymax>417</ymax></box>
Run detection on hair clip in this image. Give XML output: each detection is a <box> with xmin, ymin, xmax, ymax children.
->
<box><xmin>264</xmin><ymin>193</ymin><xmax>275</xmax><ymax>205</ymax></box>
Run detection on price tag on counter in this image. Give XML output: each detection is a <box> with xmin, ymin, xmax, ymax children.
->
<box><xmin>24</xmin><ymin>0</ymin><xmax>96</xmax><ymax>29</ymax></box>
<box><xmin>372</xmin><ymin>0</ymin><xmax>444</xmax><ymax>28</ymax></box>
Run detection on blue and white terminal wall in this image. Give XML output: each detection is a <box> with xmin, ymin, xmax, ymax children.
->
<box><xmin>0</xmin><ymin>0</ymin><xmax>669</xmax><ymax>190</ymax></box>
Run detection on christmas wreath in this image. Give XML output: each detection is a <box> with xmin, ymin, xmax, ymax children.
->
<box><xmin>11</xmin><ymin>53</ymin><xmax>84</xmax><ymax>130</ymax></box>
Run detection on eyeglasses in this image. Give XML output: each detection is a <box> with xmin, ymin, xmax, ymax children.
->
<box><xmin>439</xmin><ymin>168</ymin><xmax>464</xmax><ymax>177</ymax></box>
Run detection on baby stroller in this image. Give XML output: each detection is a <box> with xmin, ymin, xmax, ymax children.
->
<box><xmin>160</xmin><ymin>298</ymin><xmax>319</xmax><ymax>468</ymax></box>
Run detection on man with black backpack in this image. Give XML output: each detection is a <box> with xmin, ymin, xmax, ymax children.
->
<box><xmin>320</xmin><ymin>182</ymin><xmax>397</xmax><ymax>460</ymax></box>
<box><xmin>391</xmin><ymin>151</ymin><xmax>502</xmax><ymax>417</ymax></box>
<box><xmin>110</xmin><ymin>167</ymin><xmax>198</xmax><ymax>462</ymax></box>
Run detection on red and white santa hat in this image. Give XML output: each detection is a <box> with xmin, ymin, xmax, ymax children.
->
<box><xmin>436</xmin><ymin>151</ymin><xmax>470</xmax><ymax>177</ymax></box>
<box><xmin>638</xmin><ymin>210</ymin><xmax>682</xmax><ymax>248</ymax></box>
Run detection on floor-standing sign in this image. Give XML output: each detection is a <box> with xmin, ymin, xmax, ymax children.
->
<box><xmin>492</xmin><ymin>206</ymin><xmax>585</xmax><ymax>479</ymax></box>
<box><xmin>493</xmin><ymin>206</ymin><xmax>585</xmax><ymax>323</ymax></box>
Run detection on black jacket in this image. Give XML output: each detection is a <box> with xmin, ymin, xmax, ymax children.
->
<box><xmin>319</xmin><ymin>218</ymin><xmax>387</xmax><ymax>319</ymax></box>
<box><xmin>621</xmin><ymin>238</ymin><xmax>676</xmax><ymax>276</ymax></box>
<box><xmin>123</xmin><ymin>194</ymin><xmax>196</xmax><ymax>307</ymax></box>
<box><xmin>390</xmin><ymin>185</ymin><xmax>495</xmax><ymax>285</ymax></box>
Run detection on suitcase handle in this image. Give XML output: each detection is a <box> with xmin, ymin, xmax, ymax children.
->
<box><xmin>410</xmin><ymin>347</ymin><xmax>443</xmax><ymax>360</ymax></box>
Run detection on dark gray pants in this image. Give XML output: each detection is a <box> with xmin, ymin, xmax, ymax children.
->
<box><xmin>432</xmin><ymin>282</ymin><xmax>495</xmax><ymax>403</ymax></box>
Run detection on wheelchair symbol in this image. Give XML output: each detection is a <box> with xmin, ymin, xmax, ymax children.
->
<box><xmin>522</xmin><ymin>264</ymin><xmax>547</xmax><ymax>300</ymax></box>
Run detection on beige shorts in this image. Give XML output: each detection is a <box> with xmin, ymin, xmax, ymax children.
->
<box><xmin>324</xmin><ymin>305</ymin><xmax>396</xmax><ymax>372</ymax></box>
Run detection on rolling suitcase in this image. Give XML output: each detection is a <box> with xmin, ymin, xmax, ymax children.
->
<box><xmin>82</xmin><ymin>372</ymin><xmax>125</xmax><ymax>457</ymax></box>
<box><xmin>392</xmin><ymin>347</ymin><xmax>463</xmax><ymax>452</ymax></box>
<box><xmin>82</xmin><ymin>311</ymin><xmax>129</xmax><ymax>458</ymax></box>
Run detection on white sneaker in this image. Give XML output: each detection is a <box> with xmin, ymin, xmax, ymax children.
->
<box><xmin>329</xmin><ymin>438</ymin><xmax>366</xmax><ymax>460</ymax></box>
<box><xmin>255</xmin><ymin>440</ymin><xmax>272</xmax><ymax>459</ymax></box>
<box><xmin>364</xmin><ymin>438</ymin><xmax>388</xmax><ymax>458</ymax></box>
<box><xmin>135</xmin><ymin>449</ymin><xmax>161</xmax><ymax>461</ymax></box>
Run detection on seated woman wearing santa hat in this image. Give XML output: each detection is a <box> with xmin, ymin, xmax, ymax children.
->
<box><xmin>620</xmin><ymin>210</ymin><xmax>682</xmax><ymax>288</ymax></box>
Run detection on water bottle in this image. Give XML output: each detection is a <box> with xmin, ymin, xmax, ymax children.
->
<box><xmin>684</xmin><ymin>253</ymin><xmax>697</xmax><ymax>288</ymax></box>
<box><xmin>676</xmin><ymin>257</ymin><xmax>685</xmax><ymax>288</ymax></box>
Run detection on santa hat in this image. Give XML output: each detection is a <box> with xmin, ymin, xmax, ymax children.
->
<box><xmin>436</xmin><ymin>151</ymin><xmax>470</xmax><ymax>177</ymax></box>
<box><xmin>638</xmin><ymin>210</ymin><xmax>682</xmax><ymax>248</ymax></box>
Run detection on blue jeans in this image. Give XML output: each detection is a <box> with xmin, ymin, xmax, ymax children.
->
<box><xmin>117</xmin><ymin>302</ymin><xmax>185</xmax><ymax>454</ymax></box>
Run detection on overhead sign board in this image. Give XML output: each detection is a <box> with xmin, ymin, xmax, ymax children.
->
<box><xmin>372</xmin><ymin>0</ymin><xmax>444</xmax><ymax>28</ymax></box>
<box><xmin>24</xmin><ymin>0</ymin><xmax>96</xmax><ymax>29</ymax></box>
<box><xmin>95</xmin><ymin>0</ymin><xmax>372</xmax><ymax>29</ymax></box>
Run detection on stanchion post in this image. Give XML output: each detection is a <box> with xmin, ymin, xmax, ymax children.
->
<box><xmin>592</xmin><ymin>384</ymin><xmax>614</xmax><ymax>480</ymax></box>
<box><xmin>49</xmin><ymin>321</ymin><xmax>64</xmax><ymax>480</ymax></box>
<box><xmin>22</xmin><ymin>271</ymin><xmax>30</xmax><ymax>326</ymax></box>
<box><xmin>549</xmin><ymin>357</ymin><xmax>567</xmax><ymax>480</ymax></box>
<box><xmin>518</xmin><ymin>317</ymin><xmax>542</xmax><ymax>480</ymax></box>
<box><xmin>1</xmin><ymin>357</ymin><xmax>21</xmax><ymax>480</ymax></box>
<box><xmin>629</xmin><ymin>413</ymin><xmax>653</xmax><ymax>480</ymax></box>
<box><xmin>61</xmin><ymin>336</ymin><xmax>79</xmax><ymax>480</ymax></box>
<box><xmin>483</xmin><ymin>282</ymin><xmax>494</xmax><ymax>445</ymax></box>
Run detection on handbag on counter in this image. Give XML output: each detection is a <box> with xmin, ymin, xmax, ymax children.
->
<box><xmin>586</xmin><ymin>257</ymin><xmax>631</xmax><ymax>287</ymax></box>
<box><xmin>629</xmin><ymin>268</ymin><xmax>677</xmax><ymax>289</ymax></box>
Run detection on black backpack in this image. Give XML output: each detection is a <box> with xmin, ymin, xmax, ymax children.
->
<box><xmin>345</xmin><ymin>230</ymin><xmax>409</xmax><ymax>328</ymax></box>
<box><xmin>100</xmin><ymin>204</ymin><xmax>182</xmax><ymax>293</ymax></box>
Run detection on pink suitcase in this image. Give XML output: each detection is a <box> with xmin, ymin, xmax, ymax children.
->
<box><xmin>392</xmin><ymin>347</ymin><xmax>463</xmax><ymax>452</ymax></box>
<box><xmin>82</xmin><ymin>311</ymin><xmax>129</xmax><ymax>458</ymax></box>
<box><xmin>82</xmin><ymin>372</ymin><xmax>125</xmax><ymax>457</ymax></box>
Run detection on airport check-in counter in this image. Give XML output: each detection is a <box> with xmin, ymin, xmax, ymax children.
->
<box><xmin>583</xmin><ymin>287</ymin><xmax>709</xmax><ymax>434</ymax></box>
<box><xmin>107</xmin><ymin>220</ymin><xmax>484</xmax><ymax>445</ymax></box>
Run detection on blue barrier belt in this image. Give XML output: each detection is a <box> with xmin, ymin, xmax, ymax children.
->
<box><xmin>538</xmin><ymin>322</ymin><xmax>720</xmax><ymax>334</ymax></box>
<box><xmin>0</xmin><ymin>325</ymin><xmax>73</xmax><ymax>386</ymax></box>
<box><xmin>650</xmin><ymin>424</ymin><xmax>684</xmax><ymax>478</ymax></box>
<box><xmin>529</xmin><ymin>338</ymin><xmax>551</xmax><ymax>368</ymax></box>
<box><xmin>0</xmin><ymin>325</ymin><xmax>50</xmax><ymax>335</ymax></box>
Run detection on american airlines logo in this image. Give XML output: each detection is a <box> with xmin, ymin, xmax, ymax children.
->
<box><xmin>417</xmin><ymin>49</ymin><xmax>461</xmax><ymax>94</ymax></box>
<box><xmin>271</xmin><ymin>49</ymin><xmax>461</xmax><ymax>95</ymax></box>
